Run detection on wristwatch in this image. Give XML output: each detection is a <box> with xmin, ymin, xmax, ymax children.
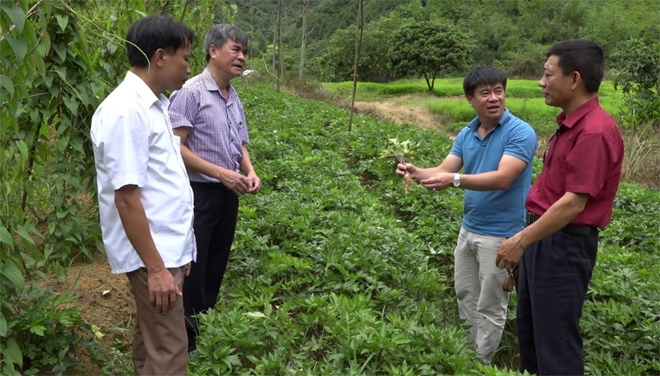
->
<box><xmin>452</xmin><ymin>173</ymin><xmax>461</xmax><ymax>188</ymax></box>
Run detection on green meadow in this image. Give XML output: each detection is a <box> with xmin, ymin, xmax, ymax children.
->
<box><xmin>323</xmin><ymin>79</ymin><xmax>626</xmax><ymax>139</ymax></box>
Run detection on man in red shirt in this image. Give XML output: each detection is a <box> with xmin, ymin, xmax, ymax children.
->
<box><xmin>495</xmin><ymin>39</ymin><xmax>624</xmax><ymax>375</ymax></box>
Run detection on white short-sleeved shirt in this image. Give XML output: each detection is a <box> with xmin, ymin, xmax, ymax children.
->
<box><xmin>91</xmin><ymin>71</ymin><xmax>196</xmax><ymax>274</ymax></box>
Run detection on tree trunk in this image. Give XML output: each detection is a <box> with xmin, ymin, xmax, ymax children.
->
<box><xmin>272</xmin><ymin>12</ymin><xmax>277</xmax><ymax>74</ymax></box>
<box><xmin>298</xmin><ymin>0</ymin><xmax>309</xmax><ymax>80</ymax></box>
<box><xmin>423</xmin><ymin>72</ymin><xmax>432</xmax><ymax>92</ymax></box>
<box><xmin>348</xmin><ymin>0</ymin><xmax>363</xmax><ymax>132</ymax></box>
<box><xmin>278</xmin><ymin>0</ymin><xmax>284</xmax><ymax>80</ymax></box>
<box><xmin>249</xmin><ymin>0</ymin><xmax>254</xmax><ymax>60</ymax></box>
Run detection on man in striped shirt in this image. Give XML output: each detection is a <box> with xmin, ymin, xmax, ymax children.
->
<box><xmin>169</xmin><ymin>24</ymin><xmax>261</xmax><ymax>353</ymax></box>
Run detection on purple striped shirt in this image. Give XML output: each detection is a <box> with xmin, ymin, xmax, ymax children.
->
<box><xmin>168</xmin><ymin>68</ymin><xmax>250</xmax><ymax>183</ymax></box>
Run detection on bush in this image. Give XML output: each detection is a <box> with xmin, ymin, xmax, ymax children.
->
<box><xmin>0</xmin><ymin>282</ymin><xmax>104</xmax><ymax>376</ymax></box>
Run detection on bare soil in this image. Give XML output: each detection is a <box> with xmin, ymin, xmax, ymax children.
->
<box><xmin>48</xmin><ymin>253</ymin><xmax>135</xmax><ymax>374</ymax></box>
<box><xmin>353</xmin><ymin>95</ymin><xmax>443</xmax><ymax>131</ymax></box>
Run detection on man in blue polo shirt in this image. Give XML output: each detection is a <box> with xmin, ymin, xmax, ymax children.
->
<box><xmin>397</xmin><ymin>66</ymin><xmax>537</xmax><ymax>363</ymax></box>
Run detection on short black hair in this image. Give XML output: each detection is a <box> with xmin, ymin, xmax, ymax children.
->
<box><xmin>463</xmin><ymin>66</ymin><xmax>507</xmax><ymax>97</ymax></box>
<box><xmin>204</xmin><ymin>24</ymin><xmax>248</xmax><ymax>62</ymax></box>
<box><xmin>126</xmin><ymin>15</ymin><xmax>195</xmax><ymax>68</ymax></box>
<box><xmin>546</xmin><ymin>39</ymin><xmax>604</xmax><ymax>93</ymax></box>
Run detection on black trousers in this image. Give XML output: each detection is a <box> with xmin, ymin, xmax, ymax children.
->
<box><xmin>517</xmin><ymin>225</ymin><xmax>598</xmax><ymax>375</ymax></box>
<box><xmin>184</xmin><ymin>182</ymin><xmax>239</xmax><ymax>352</ymax></box>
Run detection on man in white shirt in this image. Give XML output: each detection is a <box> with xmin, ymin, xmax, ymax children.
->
<box><xmin>90</xmin><ymin>15</ymin><xmax>196</xmax><ymax>376</ymax></box>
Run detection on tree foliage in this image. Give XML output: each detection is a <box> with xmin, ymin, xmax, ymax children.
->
<box><xmin>388</xmin><ymin>21</ymin><xmax>470</xmax><ymax>92</ymax></box>
<box><xmin>609</xmin><ymin>38</ymin><xmax>660</xmax><ymax>128</ymax></box>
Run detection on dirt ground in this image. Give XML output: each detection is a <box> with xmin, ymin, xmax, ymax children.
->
<box><xmin>354</xmin><ymin>95</ymin><xmax>444</xmax><ymax>131</ymax></box>
<box><xmin>48</xmin><ymin>254</ymin><xmax>135</xmax><ymax>374</ymax></box>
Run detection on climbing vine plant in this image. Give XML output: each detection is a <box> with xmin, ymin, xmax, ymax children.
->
<box><xmin>0</xmin><ymin>0</ymin><xmax>216</xmax><ymax>374</ymax></box>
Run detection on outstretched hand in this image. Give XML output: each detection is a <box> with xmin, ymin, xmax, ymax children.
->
<box><xmin>396</xmin><ymin>163</ymin><xmax>415</xmax><ymax>178</ymax></box>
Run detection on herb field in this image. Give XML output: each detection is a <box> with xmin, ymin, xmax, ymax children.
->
<box><xmin>187</xmin><ymin>81</ymin><xmax>660</xmax><ymax>376</ymax></box>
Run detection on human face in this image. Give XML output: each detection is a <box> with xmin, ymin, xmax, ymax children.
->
<box><xmin>466</xmin><ymin>83</ymin><xmax>506</xmax><ymax>125</ymax></box>
<box><xmin>210</xmin><ymin>39</ymin><xmax>247</xmax><ymax>80</ymax></box>
<box><xmin>539</xmin><ymin>55</ymin><xmax>574</xmax><ymax>109</ymax></box>
<box><xmin>162</xmin><ymin>44</ymin><xmax>192</xmax><ymax>91</ymax></box>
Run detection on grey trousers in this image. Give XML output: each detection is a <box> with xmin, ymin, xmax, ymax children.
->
<box><xmin>454</xmin><ymin>226</ymin><xmax>510</xmax><ymax>363</ymax></box>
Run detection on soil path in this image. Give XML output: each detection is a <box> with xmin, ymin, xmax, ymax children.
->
<box><xmin>353</xmin><ymin>95</ymin><xmax>443</xmax><ymax>131</ymax></box>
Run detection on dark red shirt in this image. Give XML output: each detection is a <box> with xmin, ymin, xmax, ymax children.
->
<box><xmin>526</xmin><ymin>97</ymin><xmax>624</xmax><ymax>228</ymax></box>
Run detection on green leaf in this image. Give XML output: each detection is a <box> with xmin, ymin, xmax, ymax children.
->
<box><xmin>244</xmin><ymin>311</ymin><xmax>267</xmax><ymax>319</ymax></box>
<box><xmin>14</xmin><ymin>224</ymin><xmax>35</xmax><ymax>245</ymax></box>
<box><xmin>36</xmin><ymin>30</ymin><xmax>51</xmax><ymax>58</ymax></box>
<box><xmin>0</xmin><ymin>75</ymin><xmax>14</xmax><ymax>98</ymax></box>
<box><xmin>29</xmin><ymin>325</ymin><xmax>46</xmax><ymax>336</ymax></box>
<box><xmin>5</xmin><ymin>338</ymin><xmax>23</xmax><ymax>368</ymax></box>
<box><xmin>4</xmin><ymin>33</ymin><xmax>28</xmax><ymax>62</ymax></box>
<box><xmin>52</xmin><ymin>43</ymin><xmax>66</xmax><ymax>62</ymax></box>
<box><xmin>16</xmin><ymin>140</ymin><xmax>28</xmax><ymax>162</ymax></box>
<box><xmin>57</xmin><ymin>134</ymin><xmax>70</xmax><ymax>152</ymax></box>
<box><xmin>55</xmin><ymin>14</ymin><xmax>69</xmax><ymax>31</ymax></box>
<box><xmin>0</xmin><ymin>2</ymin><xmax>26</xmax><ymax>34</ymax></box>
<box><xmin>0</xmin><ymin>310</ymin><xmax>7</xmax><ymax>337</ymax></box>
<box><xmin>1</xmin><ymin>260</ymin><xmax>24</xmax><ymax>291</ymax></box>
<box><xmin>0</xmin><ymin>225</ymin><xmax>13</xmax><ymax>248</ymax></box>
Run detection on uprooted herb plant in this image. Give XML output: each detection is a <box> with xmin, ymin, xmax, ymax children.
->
<box><xmin>380</xmin><ymin>138</ymin><xmax>417</xmax><ymax>195</ymax></box>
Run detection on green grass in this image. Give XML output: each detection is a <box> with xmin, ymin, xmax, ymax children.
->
<box><xmin>323</xmin><ymin>78</ymin><xmax>626</xmax><ymax>138</ymax></box>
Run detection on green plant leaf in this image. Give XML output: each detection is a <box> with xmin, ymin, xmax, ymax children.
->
<box><xmin>29</xmin><ymin>325</ymin><xmax>46</xmax><ymax>336</ymax></box>
<box><xmin>15</xmin><ymin>225</ymin><xmax>35</xmax><ymax>245</ymax></box>
<box><xmin>16</xmin><ymin>140</ymin><xmax>28</xmax><ymax>162</ymax></box>
<box><xmin>244</xmin><ymin>311</ymin><xmax>267</xmax><ymax>319</ymax></box>
<box><xmin>55</xmin><ymin>14</ymin><xmax>69</xmax><ymax>31</ymax></box>
<box><xmin>5</xmin><ymin>338</ymin><xmax>23</xmax><ymax>368</ymax></box>
<box><xmin>1</xmin><ymin>260</ymin><xmax>24</xmax><ymax>290</ymax></box>
<box><xmin>0</xmin><ymin>2</ymin><xmax>26</xmax><ymax>34</ymax></box>
<box><xmin>0</xmin><ymin>310</ymin><xmax>7</xmax><ymax>337</ymax></box>
<box><xmin>3</xmin><ymin>33</ymin><xmax>28</xmax><ymax>62</ymax></box>
<box><xmin>0</xmin><ymin>75</ymin><xmax>14</xmax><ymax>98</ymax></box>
<box><xmin>0</xmin><ymin>225</ymin><xmax>13</xmax><ymax>248</ymax></box>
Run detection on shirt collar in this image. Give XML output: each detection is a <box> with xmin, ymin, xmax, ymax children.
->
<box><xmin>124</xmin><ymin>71</ymin><xmax>169</xmax><ymax>110</ymax></box>
<box><xmin>200</xmin><ymin>68</ymin><xmax>237</xmax><ymax>100</ymax></box>
<box><xmin>467</xmin><ymin>108</ymin><xmax>511</xmax><ymax>131</ymax></box>
<box><xmin>557</xmin><ymin>97</ymin><xmax>600</xmax><ymax>128</ymax></box>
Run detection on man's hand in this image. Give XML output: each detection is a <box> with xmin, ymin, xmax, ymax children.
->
<box><xmin>420</xmin><ymin>172</ymin><xmax>453</xmax><ymax>191</ymax></box>
<box><xmin>246</xmin><ymin>172</ymin><xmax>261</xmax><ymax>194</ymax></box>
<box><xmin>219</xmin><ymin>169</ymin><xmax>249</xmax><ymax>197</ymax></box>
<box><xmin>396</xmin><ymin>163</ymin><xmax>416</xmax><ymax>179</ymax></box>
<box><xmin>185</xmin><ymin>262</ymin><xmax>191</xmax><ymax>277</ymax></box>
<box><xmin>496</xmin><ymin>234</ymin><xmax>525</xmax><ymax>269</ymax></box>
<box><xmin>147</xmin><ymin>268</ymin><xmax>182</xmax><ymax>314</ymax></box>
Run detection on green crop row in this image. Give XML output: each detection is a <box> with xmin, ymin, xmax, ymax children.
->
<box><xmin>188</xmin><ymin>81</ymin><xmax>659</xmax><ymax>376</ymax></box>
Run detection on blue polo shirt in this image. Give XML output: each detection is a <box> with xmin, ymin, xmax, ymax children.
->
<box><xmin>450</xmin><ymin>109</ymin><xmax>537</xmax><ymax>237</ymax></box>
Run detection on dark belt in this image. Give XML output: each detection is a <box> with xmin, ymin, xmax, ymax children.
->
<box><xmin>526</xmin><ymin>212</ymin><xmax>596</xmax><ymax>235</ymax></box>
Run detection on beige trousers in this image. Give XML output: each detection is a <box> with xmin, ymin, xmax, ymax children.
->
<box><xmin>127</xmin><ymin>266</ymin><xmax>188</xmax><ymax>376</ymax></box>
<box><xmin>453</xmin><ymin>226</ymin><xmax>510</xmax><ymax>364</ymax></box>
